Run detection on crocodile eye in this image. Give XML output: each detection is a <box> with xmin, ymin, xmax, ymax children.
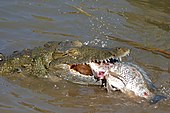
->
<box><xmin>52</xmin><ymin>52</ymin><xmax>67</xmax><ymax>59</ymax></box>
<box><xmin>67</xmin><ymin>48</ymin><xmax>80</xmax><ymax>56</ymax></box>
<box><xmin>63</xmin><ymin>53</ymin><xmax>68</xmax><ymax>56</ymax></box>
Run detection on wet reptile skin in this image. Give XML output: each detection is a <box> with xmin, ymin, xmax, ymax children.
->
<box><xmin>0</xmin><ymin>40</ymin><xmax>130</xmax><ymax>84</ymax></box>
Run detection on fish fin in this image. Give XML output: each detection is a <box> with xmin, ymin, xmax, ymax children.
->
<box><xmin>111</xmin><ymin>85</ymin><xmax>119</xmax><ymax>91</ymax></box>
<box><xmin>108</xmin><ymin>71</ymin><xmax>126</xmax><ymax>86</ymax></box>
<box><xmin>150</xmin><ymin>95</ymin><xmax>167</xmax><ymax>104</ymax></box>
<box><xmin>101</xmin><ymin>79</ymin><xmax>106</xmax><ymax>87</ymax></box>
<box><xmin>147</xmin><ymin>83</ymin><xmax>157</xmax><ymax>92</ymax></box>
<box><xmin>106</xmin><ymin>80</ymin><xmax>114</xmax><ymax>93</ymax></box>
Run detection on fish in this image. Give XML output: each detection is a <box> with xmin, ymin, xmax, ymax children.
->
<box><xmin>89</xmin><ymin>62</ymin><xmax>167</xmax><ymax>104</ymax></box>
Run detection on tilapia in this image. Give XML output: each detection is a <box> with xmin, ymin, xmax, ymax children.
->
<box><xmin>89</xmin><ymin>62</ymin><xmax>166</xmax><ymax>104</ymax></box>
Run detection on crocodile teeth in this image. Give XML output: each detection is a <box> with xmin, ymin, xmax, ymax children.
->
<box><xmin>95</xmin><ymin>59</ymin><xmax>99</xmax><ymax>63</ymax></box>
<box><xmin>102</xmin><ymin>60</ymin><xmax>106</xmax><ymax>63</ymax></box>
<box><xmin>109</xmin><ymin>58</ymin><xmax>119</xmax><ymax>63</ymax></box>
<box><xmin>107</xmin><ymin>58</ymin><xmax>110</xmax><ymax>61</ymax></box>
<box><xmin>87</xmin><ymin>57</ymin><xmax>121</xmax><ymax>64</ymax></box>
<box><xmin>100</xmin><ymin>60</ymin><xmax>103</xmax><ymax>63</ymax></box>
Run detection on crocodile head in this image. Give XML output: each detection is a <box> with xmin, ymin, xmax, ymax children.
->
<box><xmin>48</xmin><ymin>40</ymin><xmax>130</xmax><ymax>84</ymax></box>
<box><xmin>50</xmin><ymin>44</ymin><xmax>130</xmax><ymax>65</ymax></box>
<box><xmin>0</xmin><ymin>40</ymin><xmax>130</xmax><ymax>85</ymax></box>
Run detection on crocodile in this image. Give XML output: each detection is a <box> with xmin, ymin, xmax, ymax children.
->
<box><xmin>0</xmin><ymin>40</ymin><xmax>130</xmax><ymax>85</ymax></box>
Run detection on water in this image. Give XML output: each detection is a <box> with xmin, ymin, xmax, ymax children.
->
<box><xmin>0</xmin><ymin>0</ymin><xmax>170</xmax><ymax>112</ymax></box>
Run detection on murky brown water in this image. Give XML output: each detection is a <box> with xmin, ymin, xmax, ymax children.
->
<box><xmin>0</xmin><ymin>0</ymin><xmax>170</xmax><ymax>113</ymax></box>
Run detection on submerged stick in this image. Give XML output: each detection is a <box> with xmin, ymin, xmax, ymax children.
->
<box><xmin>65</xmin><ymin>3</ymin><xmax>92</xmax><ymax>17</ymax></box>
<box><xmin>33</xmin><ymin>30</ymin><xmax>81</xmax><ymax>38</ymax></box>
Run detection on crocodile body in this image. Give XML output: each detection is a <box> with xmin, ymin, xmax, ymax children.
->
<box><xmin>0</xmin><ymin>40</ymin><xmax>130</xmax><ymax>85</ymax></box>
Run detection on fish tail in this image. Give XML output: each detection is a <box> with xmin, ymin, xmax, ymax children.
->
<box><xmin>149</xmin><ymin>94</ymin><xmax>167</xmax><ymax>104</ymax></box>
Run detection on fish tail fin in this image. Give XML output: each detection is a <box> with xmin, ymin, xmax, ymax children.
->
<box><xmin>149</xmin><ymin>94</ymin><xmax>167</xmax><ymax>104</ymax></box>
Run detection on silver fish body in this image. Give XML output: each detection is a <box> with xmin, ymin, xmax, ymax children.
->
<box><xmin>89</xmin><ymin>62</ymin><xmax>166</xmax><ymax>104</ymax></box>
<box><xmin>106</xmin><ymin>62</ymin><xmax>154</xmax><ymax>99</ymax></box>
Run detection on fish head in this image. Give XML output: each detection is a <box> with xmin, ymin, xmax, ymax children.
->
<box><xmin>127</xmin><ymin>84</ymin><xmax>154</xmax><ymax>100</ymax></box>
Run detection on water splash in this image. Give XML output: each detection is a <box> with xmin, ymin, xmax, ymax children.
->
<box><xmin>83</xmin><ymin>38</ymin><xmax>108</xmax><ymax>47</ymax></box>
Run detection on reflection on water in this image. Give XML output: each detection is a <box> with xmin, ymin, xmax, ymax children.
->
<box><xmin>0</xmin><ymin>0</ymin><xmax>170</xmax><ymax>113</ymax></box>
